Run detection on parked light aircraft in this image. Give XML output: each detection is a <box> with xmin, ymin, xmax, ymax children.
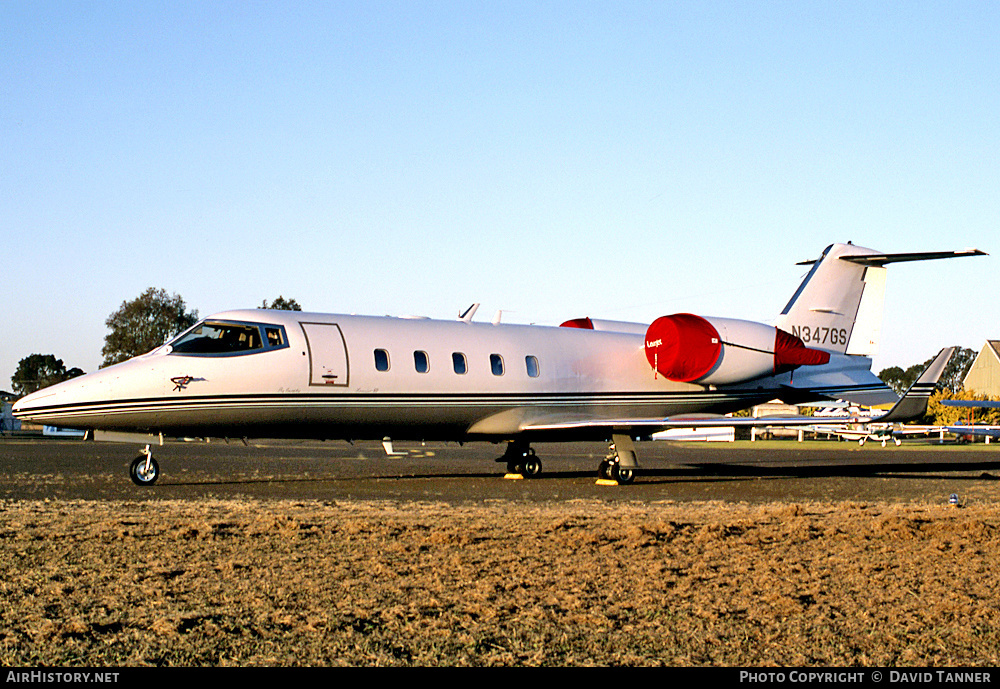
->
<box><xmin>940</xmin><ymin>400</ymin><xmax>1000</xmax><ymax>442</ymax></box>
<box><xmin>13</xmin><ymin>243</ymin><xmax>984</xmax><ymax>485</ymax></box>
<box><xmin>804</xmin><ymin>422</ymin><xmax>939</xmax><ymax>446</ymax></box>
<box><xmin>946</xmin><ymin>424</ymin><xmax>1000</xmax><ymax>442</ymax></box>
<box><xmin>783</xmin><ymin>405</ymin><xmax>940</xmax><ymax>446</ymax></box>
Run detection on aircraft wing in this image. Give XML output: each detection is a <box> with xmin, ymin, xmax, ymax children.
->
<box><xmin>938</xmin><ymin>400</ymin><xmax>1000</xmax><ymax>438</ymax></box>
<box><xmin>891</xmin><ymin>425</ymin><xmax>944</xmax><ymax>436</ymax></box>
<box><xmin>523</xmin><ymin>348</ymin><xmax>955</xmax><ymax>436</ymax></box>
<box><xmin>523</xmin><ymin>412</ymin><xmax>879</xmax><ymax>435</ymax></box>
<box><xmin>944</xmin><ymin>425</ymin><xmax>1000</xmax><ymax>438</ymax></box>
<box><xmin>941</xmin><ymin>400</ymin><xmax>1000</xmax><ymax>409</ymax></box>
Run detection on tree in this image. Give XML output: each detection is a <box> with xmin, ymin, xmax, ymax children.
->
<box><xmin>939</xmin><ymin>347</ymin><xmax>976</xmax><ymax>394</ymax></box>
<box><xmin>259</xmin><ymin>296</ymin><xmax>302</xmax><ymax>311</ymax></box>
<box><xmin>878</xmin><ymin>365</ymin><xmax>914</xmax><ymax>396</ymax></box>
<box><xmin>12</xmin><ymin>354</ymin><xmax>84</xmax><ymax>396</ymax></box>
<box><xmin>879</xmin><ymin>347</ymin><xmax>975</xmax><ymax>396</ymax></box>
<box><xmin>102</xmin><ymin>288</ymin><xmax>199</xmax><ymax>367</ymax></box>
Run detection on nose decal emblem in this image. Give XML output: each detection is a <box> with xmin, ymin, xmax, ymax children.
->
<box><xmin>171</xmin><ymin>376</ymin><xmax>196</xmax><ymax>391</ymax></box>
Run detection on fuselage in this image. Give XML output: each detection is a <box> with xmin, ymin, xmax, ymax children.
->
<box><xmin>13</xmin><ymin>309</ymin><xmax>825</xmax><ymax>442</ymax></box>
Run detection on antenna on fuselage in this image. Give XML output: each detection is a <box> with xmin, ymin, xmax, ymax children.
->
<box><xmin>459</xmin><ymin>303</ymin><xmax>480</xmax><ymax>323</ymax></box>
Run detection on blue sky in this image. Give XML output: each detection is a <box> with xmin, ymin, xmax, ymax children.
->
<box><xmin>2</xmin><ymin>1</ymin><xmax>997</xmax><ymax>389</ymax></box>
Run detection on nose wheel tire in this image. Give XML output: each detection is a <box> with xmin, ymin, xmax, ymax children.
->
<box><xmin>129</xmin><ymin>454</ymin><xmax>160</xmax><ymax>486</ymax></box>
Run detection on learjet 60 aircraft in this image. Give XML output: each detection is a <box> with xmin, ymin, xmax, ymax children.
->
<box><xmin>13</xmin><ymin>243</ymin><xmax>985</xmax><ymax>485</ymax></box>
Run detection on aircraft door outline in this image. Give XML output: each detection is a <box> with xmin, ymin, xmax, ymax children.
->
<box><xmin>300</xmin><ymin>322</ymin><xmax>350</xmax><ymax>387</ymax></box>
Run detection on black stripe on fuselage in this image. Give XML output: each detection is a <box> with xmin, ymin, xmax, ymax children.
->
<box><xmin>16</xmin><ymin>384</ymin><xmax>890</xmax><ymax>423</ymax></box>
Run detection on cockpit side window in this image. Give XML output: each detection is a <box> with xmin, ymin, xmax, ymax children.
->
<box><xmin>265</xmin><ymin>327</ymin><xmax>285</xmax><ymax>348</ymax></box>
<box><xmin>169</xmin><ymin>321</ymin><xmax>288</xmax><ymax>357</ymax></box>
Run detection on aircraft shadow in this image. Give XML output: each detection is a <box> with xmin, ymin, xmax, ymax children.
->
<box><xmin>153</xmin><ymin>460</ymin><xmax>1000</xmax><ymax>488</ymax></box>
<box><xmin>636</xmin><ymin>460</ymin><xmax>1000</xmax><ymax>484</ymax></box>
<box><xmin>155</xmin><ymin>470</ymin><xmax>517</xmax><ymax>487</ymax></box>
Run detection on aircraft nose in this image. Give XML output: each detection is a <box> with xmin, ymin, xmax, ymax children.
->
<box><xmin>11</xmin><ymin>376</ymin><xmax>79</xmax><ymax>422</ymax></box>
<box><xmin>13</xmin><ymin>390</ymin><xmax>38</xmax><ymax>413</ymax></box>
<box><xmin>12</xmin><ymin>388</ymin><xmax>49</xmax><ymax>417</ymax></box>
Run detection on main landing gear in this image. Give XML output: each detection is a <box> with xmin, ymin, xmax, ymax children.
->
<box><xmin>498</xmin><ymin>434</ymin><xmax>640</xmax><ymax>485</ymax></box>
<box><xmin>598</xmin><ymin>456</ymin><xmax>636</xmax><ymax>484</ymax></box>
<box><xmin>498</xmin><ymin>441</ymin><xmax>542</xmax><ymax>477</ymax></box>
<box><xmin>129</xmin><ymin>445</ymin><xmax>160</xmax><ymax>486</ymax></box>
<box><xmin>597</xmin><ymin>434</ymin><xmax>638</xmax><ymax>485</ymax></box>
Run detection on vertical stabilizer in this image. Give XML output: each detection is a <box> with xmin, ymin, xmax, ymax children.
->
<box><xmin>774</xmin><ymin>244</ymin><xmax>986</xmax><ymax>358</ymax></box>
<box><xmin>774</xmin><ymin>243</ymin><xmax>882</xmax><ymax>356</ymax></box>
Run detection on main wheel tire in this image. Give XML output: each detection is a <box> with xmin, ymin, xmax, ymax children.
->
<box><xmin>598</xmin><ymin>460</ymin><xmax>613</xmax><ymax>480</ymax></box>
<box><xmin>522</xmin><ymin>456</ymin><xmax>542</xmax><ymax>477</ymax></box>
<box><xmin>612</xmin><ymin>465</ymin><xmax>636</xmax><ymax>485</ymax></box>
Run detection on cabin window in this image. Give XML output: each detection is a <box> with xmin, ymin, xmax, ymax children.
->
<box><xmin>374</xmin><ymin>349</ymin><xmax>390</xmax><ymax>371</ymax></box>
<box><xmin>490</xmin><ymin>354</ymin><xmax>504</xmax><ymax>376</ymax></box>
<box><xmin>452</xmin><ymin>352</ymin><xmax>467</xmax><ymax>375</ymax></box>
<box><xmin>525</xmin><ymin>355</ymin><xmax>540</xmax><ymax>378</ymax></box>
<box><xmin>414</xmin><ymin>350</ymin><xmax>429</xmax><ymax>373</ymax></box>
<box><xmin>169</xmin><ymin>321</ymin><xmax>285</xmax><ymax>356</ymax></box>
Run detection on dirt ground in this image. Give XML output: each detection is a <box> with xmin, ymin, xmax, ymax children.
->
<box><xmin>3</xmin><ymin>496</ymin><xmax>1000</xmax><ymax>667</ymax></box>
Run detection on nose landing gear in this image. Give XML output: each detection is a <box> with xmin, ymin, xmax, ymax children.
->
<box><xmin>129</xmin><ymin>445</ymin><xmax>160</xmax><ymax>486</ymax></box>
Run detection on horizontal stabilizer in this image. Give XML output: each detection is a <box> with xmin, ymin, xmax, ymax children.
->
<box><xmin>796</xmin><ymin>248</ymin><xmax>987</xmax><ymax>267</ymax></box>
<box><xmin>839</xmin><ymin>249</ymin><xmax>986</xmax><ymax>266</ymax></box>
<box><xmin>768</xmin><ymin>353</ymin><xmax>900</xmax><ymax>408</ymax></box>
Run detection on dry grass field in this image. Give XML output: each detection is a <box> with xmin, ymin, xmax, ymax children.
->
<box><xmin>3</xmin><ymin>497</ymin><xmax>1000</xmax><ymax>666</ymax></box>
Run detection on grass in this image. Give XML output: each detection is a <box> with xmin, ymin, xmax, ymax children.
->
<box><xmin>3</xmin><ymin>497</ymin><xmax>1000</xmax><ymax>666</ymax></box>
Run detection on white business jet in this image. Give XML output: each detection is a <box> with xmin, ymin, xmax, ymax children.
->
<box><xmin>13</xmin><ymin>243</ymin><xmax>984</xmax><ymax>485</ymax></box>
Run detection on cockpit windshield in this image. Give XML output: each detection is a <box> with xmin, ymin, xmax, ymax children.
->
<box><xmin>169</xmin><ymin>321</ymin><xmax>287</xmax><ymax>356</ymax></box>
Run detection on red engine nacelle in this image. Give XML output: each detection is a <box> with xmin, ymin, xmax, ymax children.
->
<box><xmin>644</xmin><ymin>313</ymin><xmax>830</xmax><ymax>384</ymax></box>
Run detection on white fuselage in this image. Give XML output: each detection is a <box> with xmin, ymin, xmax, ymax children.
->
<box><xmin>14</xmin><ymin>309</ymin><xmax>822</xmax><ymax>442</ymax></box>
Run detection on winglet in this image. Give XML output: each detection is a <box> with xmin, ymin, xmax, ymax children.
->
<box><xmin>877</xmin><ymin>347</ymin><xmax>955</xmax><ymax>423</ymax></box>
